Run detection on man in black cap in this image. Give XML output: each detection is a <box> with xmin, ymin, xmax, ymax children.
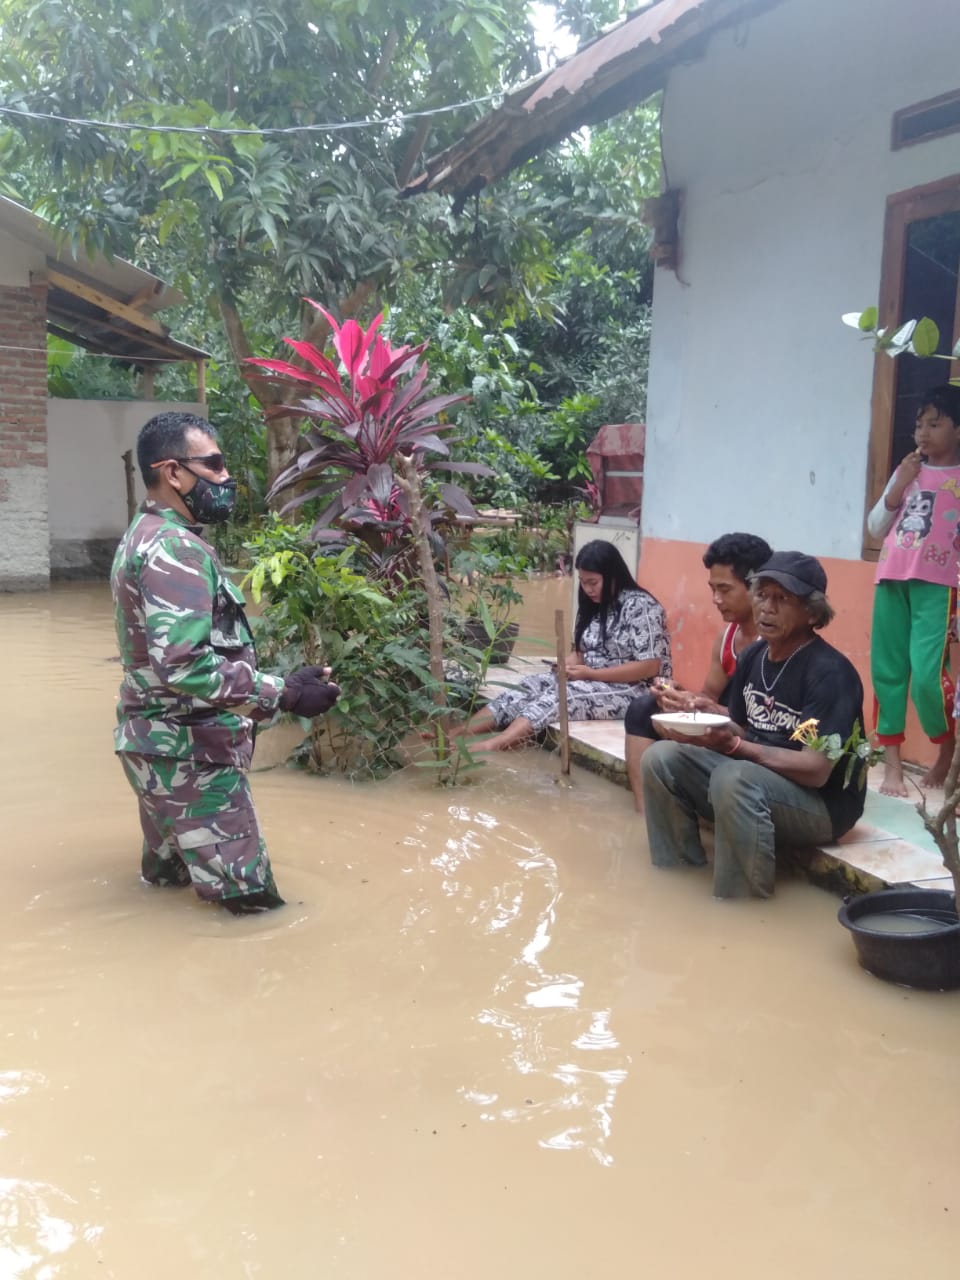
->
<box><xmin>640</xmin><ymin>551</ymin><xmax>867</xmax><ymax>898</ymax></box>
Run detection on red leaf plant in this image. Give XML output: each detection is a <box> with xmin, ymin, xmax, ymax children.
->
<box><xmin>247</xmin><ymin>303</ymin><xmax>492</xmax><ymax>563</ymax></box>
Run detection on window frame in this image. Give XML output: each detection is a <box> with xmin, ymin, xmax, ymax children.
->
<box><xmin>892</xmin><ymin>88</ymin><xmax>960</xmax><ymax>151</ymax></box>
<box><xmin>862</xmin><ymin>174</ymin><xmax>960</xmax><ymax>560</ymax></box>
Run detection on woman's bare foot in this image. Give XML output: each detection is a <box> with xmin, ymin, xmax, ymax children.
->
<box><xmin>459</xmin><ymin>710</ymin><xmax>497</xmax><ymax>739</ymax></box>
<box><xmin>471</xmin><ymin>733</ymin><xmax>528</xmax><ymax>752</ymax></box>
<box><xmin>878</xmin><ymin>744</ymin><xmax>909</xmax><ymax>797</ymax></box>
<box><xmin>471</xmin><ymin>715</ymin><xmax>536</xmax><ymax>752</ymax></box>
<box><xmin>921</xmin><ymin>738</ymin><xmax>955</xmax><ymax>789</ymax></box>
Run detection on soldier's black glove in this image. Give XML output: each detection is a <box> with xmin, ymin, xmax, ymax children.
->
<box><xmin>280</xmin><ymin>666</ymin><xmax>340</xmax><ymax>717</ymax></box>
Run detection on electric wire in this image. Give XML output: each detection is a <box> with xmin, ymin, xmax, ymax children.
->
<box><xmin>0</xmin><ymin>90</ymin><xmax>506</xmax><ymax>138</ymax></box>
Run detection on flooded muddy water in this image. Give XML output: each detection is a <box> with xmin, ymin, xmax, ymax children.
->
<box><xmin>1</xmin><ymin>581</ymin><xmax>958</xmax><ymax>1278</ymax></box>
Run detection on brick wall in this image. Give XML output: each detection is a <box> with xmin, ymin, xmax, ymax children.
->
<box><xmin>0</xmin><ymin>281</ymin><xmax>50</xmax><ymax>589</ymax></box>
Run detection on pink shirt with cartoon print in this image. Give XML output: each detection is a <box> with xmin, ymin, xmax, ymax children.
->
<box><xmin>868</xmin><ymin>463</ymin><xmax>960</xmax><ymax>587</ymax></box>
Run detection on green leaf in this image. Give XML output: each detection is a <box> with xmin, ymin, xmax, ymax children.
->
<box><xmin>258</xmin><ymin>209</ymin><xmax>279</xmax><ymax>247</ymax></box>
<box><xmin>911</xmin><ymin>316</ymin><xmax>940</xmax><ymax>358</ymax></box>
<box><xmin>843</xmin><ymin>754</ymin><xmax>857</xmax><ymax>789</ymax></box>
<box><xmin>157</xmin><ymin>208</ymin><xmax>180</xmax><ymax>246</ymax></box>
<box><xmin>473</xmin><ymin>12</ymin><xmax>506</xmax><ymax>39</ymax></box>
<box><xmin>205</xmin><ymin>169</ymin><xmax>224</xmax><ymax>200</ymax></box>
<box><xmin>247</xmin><ymin>563</ymin><xmax>266</xmax><ymax>603</ymax></box>
<box><xmin>858</xmin><ymin>306</ymin><xmax>878</xmax><ymax>331</ymax></box>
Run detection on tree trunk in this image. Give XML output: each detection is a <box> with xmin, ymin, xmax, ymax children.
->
<box><xmin>924</xmin><ymin>734</ymin><xmax>960</xmax><ymax>904</ymax></box>
<box><xmin>396</xmin><ymin>456</ymin><xmax>447</xmax><ymax>736</ymax></box>
<box><xmin>265</xmin><ymin>414</ymin><xmax>303</xmax><ymax>499</ymax></box>
<box><xmin>218</xmin><ymin>286</ymin><xmax>292</xmax><ymax>495</ymax></box>
<box><xmin>397</xmin><ymin>118</ymin><xmax>432</xmax><ymax>189</ymax></box>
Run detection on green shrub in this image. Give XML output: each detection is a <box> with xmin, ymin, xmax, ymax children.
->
<box><xmin>244</xmin><ymin>520</ymin><xmax>510</xmax><ymax>779</ymax></box>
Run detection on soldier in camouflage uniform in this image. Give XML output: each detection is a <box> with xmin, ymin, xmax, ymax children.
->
<box><xmin>112</xmin><ymin>412</ymin><xmax>339</xmax><ymax>914</ymax></box>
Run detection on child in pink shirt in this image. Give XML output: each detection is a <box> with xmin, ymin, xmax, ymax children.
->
<box><xmin>867</xmin><ymin>384</ymin><xmax>960</xmax><ymax>796</ymax></box>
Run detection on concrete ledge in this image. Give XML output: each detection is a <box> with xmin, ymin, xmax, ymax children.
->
<box><xmin>786</xmin><ymin>846</ymin><xmax>888</xmax><ymax>897</ymax></box>
<box><xmin>0</xmin><ymin>573</ymin><xmax>50</xmax><ymax>592</ymax></box>
<box><xmin>546</xmin><ymin>724</ymin><xmax>627</xmax><ymax>785</ymax></box>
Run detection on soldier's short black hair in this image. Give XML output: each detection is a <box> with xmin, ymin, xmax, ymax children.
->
<box><xmin>918</xmin><ymin>384</ymin><xmax>960</xmax><ymax>426</ymax></box>
<box><xmin>137</xmin><ymin>412</ymin><xmax>218</xmax><ymax>487</ymax></box>
<box><xmin>702</xmin><ymin>532</ymin><xmax>773</xmax><ymax>585</ymax></box>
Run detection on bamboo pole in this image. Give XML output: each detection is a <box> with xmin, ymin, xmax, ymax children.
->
<box><xmin>555</xmin><ymin>608</ymin><xmax>570</xmax><ymax>775</ymax></box>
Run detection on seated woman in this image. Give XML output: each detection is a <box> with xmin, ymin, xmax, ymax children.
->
<box><xmin>462</xmin><ymin>539</ymin><xmax>671</xmax><ymax>752</ymax></box>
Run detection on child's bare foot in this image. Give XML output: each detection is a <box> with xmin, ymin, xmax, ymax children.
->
<box><xmin>878</xmin><ymin>744</ymin><xmax>908</xmax><ymax>797</ymax></box>
<box><xmin>879</xmin><ymin>763</ymin><xmax>908</xmax><ymax>796</ymax></box>
<box><xmin>921</xmin><ymin>739</ymin><xmax>955</xmax><ymax>789</ymax></box>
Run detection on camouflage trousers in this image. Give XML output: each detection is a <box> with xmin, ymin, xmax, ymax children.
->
<box><xmin>118</xmin><ymin>753</ymin><xmax>279</xmax><ymax>905</ymax></box>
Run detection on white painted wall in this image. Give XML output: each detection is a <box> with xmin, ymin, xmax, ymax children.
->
<box><xmin>644</xmin><ymin>0</ymin><xmax>960</xmax><ymax>560</ymax></box>
<box><xmin>0</xmin><ymin>227</ymin><xmax>44</xmax><ymax>286</ymax></box>
<box><xmin>47</xmin><ymin>398</ymin><xmax>203</xmax><ymax>542</ymax></box>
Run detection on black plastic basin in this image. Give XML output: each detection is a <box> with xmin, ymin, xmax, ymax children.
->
<box><xmin>838</xmin><ymin>888</ymin><xmax>960</xmax><ymax>991</ymax></box>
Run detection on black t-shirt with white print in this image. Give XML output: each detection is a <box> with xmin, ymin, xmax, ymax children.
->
<box><xmin>726</xmin><ymin>636</ymin><xmax>866</xmax><ymax>838</ymax></box>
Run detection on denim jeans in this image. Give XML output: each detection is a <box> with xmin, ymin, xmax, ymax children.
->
<box><xmin>640</xmin><ymin>741</ymin><xmax>835</xmax><ymax>899</ymax></box>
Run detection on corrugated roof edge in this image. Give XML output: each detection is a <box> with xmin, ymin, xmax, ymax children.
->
<box><xmin>0</xmin><ymin>194</ymin><xmax>185</xmax><ymax>313</ymax></box>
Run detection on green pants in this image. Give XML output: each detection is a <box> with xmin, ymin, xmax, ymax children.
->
<box><xmin>871</xmin><ymin>579</ymin><xmax>955</xmax><ymax>744</ymax></box>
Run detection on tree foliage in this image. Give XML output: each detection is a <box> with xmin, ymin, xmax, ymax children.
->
<box><xmin>1</xmin><ymin>0</ymin><xmax>662</xmax><ymax>498</ymax></box>
<box><xmin>0</xmin><ymin>0</ymin><xmax>544</xmax><ymax>474</ymax></box>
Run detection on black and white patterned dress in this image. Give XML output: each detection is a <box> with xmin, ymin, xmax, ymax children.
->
<box><xmin>486</xmin><ymin>588</ymin><xmax>672</xmax><ymax>732</ymax></box>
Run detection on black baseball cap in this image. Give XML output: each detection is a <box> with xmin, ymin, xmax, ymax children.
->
<box><xmin>753</xmin><ymin>551</ymin><xmax>827</xmax><ymax>596</ymax></box>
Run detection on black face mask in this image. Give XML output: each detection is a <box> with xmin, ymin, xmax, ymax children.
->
<box><xmin>181</xmin><ymin>471</ymin><xmax>238</xmax><ymax>524</ymax></box>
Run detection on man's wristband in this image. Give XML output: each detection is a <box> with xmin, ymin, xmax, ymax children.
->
<box><xmin>723</xmin><ymin>736</ymin><xmax>742</xmax><ymax>756</ymax></box>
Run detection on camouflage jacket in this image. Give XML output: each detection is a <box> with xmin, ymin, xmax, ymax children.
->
<box><xmin>111</xmin><ymin>500</ymin><xmax>284</xmax><ymax>769</ymax></box>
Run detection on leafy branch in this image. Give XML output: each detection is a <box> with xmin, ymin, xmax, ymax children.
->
<box><xmin>789</xmin><ymin>719</ymin><xmax>884</xmax><ymax>791</ymax></box>
<box><xmin>842</xmin><ymin>307</ymin><xmax>960</xmax><ymax>373</ymax></box>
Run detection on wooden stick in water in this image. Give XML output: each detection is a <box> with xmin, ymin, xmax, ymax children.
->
<box><xmin>555</xmin><ymin>608</ymin><xmax>571</xmax><ymax>775</ymax></box>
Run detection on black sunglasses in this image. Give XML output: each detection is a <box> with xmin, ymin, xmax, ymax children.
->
<box><xmin>178</xmin><ymin>452</ymin><xmax>226</xmax><ymax>471</ymax></box>
<box><xmin>151</xmin><ymin>452</ymin><xmax>226</xmax><ymax>472</ymax></box>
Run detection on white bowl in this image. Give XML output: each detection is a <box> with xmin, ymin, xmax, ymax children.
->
<box><xmin>650</xmin><ymin>711</ymin><xmax>730</xmax><ymax>737</ymax></box>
